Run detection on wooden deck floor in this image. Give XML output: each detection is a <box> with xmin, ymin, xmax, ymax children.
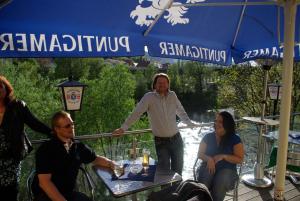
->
<box><xmin>224</xmin><ymin>178</ymin><xmax>300</xmax><ymax>201</ymax></box>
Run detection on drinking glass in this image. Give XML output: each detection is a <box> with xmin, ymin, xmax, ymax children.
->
<box><xmin>142</xmin><ymin>148</ymin><xmax>150</xmax><ymax>170</ymax></box>
<box><xmin>113</xmin><ymin>156</ymin><xmax>124</xmax><ymax>178</ymax></box>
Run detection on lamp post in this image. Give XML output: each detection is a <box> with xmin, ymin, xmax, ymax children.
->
<box><xmin>242</xmin><ymin>60</ymin><xmax>278</xmax><ymax>188</ymax></box>
<box><xmin>268</xmin><ymin>81</ymin><xmax>282</xmax><ymax>119</ymax></box>
<box><xmin>57</xmin><ymin>77</ymin><xmax>87</xmax><ymax>120</ymax></box>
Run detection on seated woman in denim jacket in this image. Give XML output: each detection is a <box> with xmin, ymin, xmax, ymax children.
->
<box><xmin>196</xmin><ymin>111</ymin><xmax>244</xmax><ymax>201</ymax></box>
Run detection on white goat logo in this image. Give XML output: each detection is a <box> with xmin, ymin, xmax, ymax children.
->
<box><xmin>130</xmin><ymin>0</ymin><xmax>205</xmax><ymax>26</ymax></box>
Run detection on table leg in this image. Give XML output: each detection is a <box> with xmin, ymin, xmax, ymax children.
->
<box><xmin>242</xmin><ymin>125</ymin><xmax>273</xmax><ymax>188</ymax></box>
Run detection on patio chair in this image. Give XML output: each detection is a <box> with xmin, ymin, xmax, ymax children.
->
<box><xmin>193</xmin><ymin>158</ymin><xmax>243</xmax><ymax>201</ymax></box>
<box><xmin>26</xmin><ymin>165</ymin><xmax>95</xmax><ymax>201</ymax></box>
<box><xmin>265</xmin><ymin>146</ymin><xmax>300</xmax><ymax>184</ymax></box>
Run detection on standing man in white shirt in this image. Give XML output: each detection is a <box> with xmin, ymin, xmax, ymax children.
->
<box><xmin>113</xmin><ymin>73</ymin><xmax>196</xmax><ymax>175</ymax></box>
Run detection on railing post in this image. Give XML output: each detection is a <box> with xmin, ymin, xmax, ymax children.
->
<box><xmin>130</xmin><ymin>137</ymin><xmax>138</xmax><ymax>160</ymax></box>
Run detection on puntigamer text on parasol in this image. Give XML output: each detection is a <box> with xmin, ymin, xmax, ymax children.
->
<box><xmin>159</xmin><ymin>42</ymin><xmax>227</xmax><ymax>64</ymax></box>
<box><xmin>243</xmin><ymin>45</ymin><xmax>300</xmax><ymax>60</ymax></box>
<box><xmin>0</xmin><ymin>33</ymin><xmax>131</xmax><ymax>53</ymax></box>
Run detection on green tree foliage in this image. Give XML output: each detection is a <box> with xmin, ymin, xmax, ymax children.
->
<box><xmin>291</xmin><ymin>63</ymin><xmax>300</xmax><ymax>113</ymax></box>
<box><xmin>167</xmin><ymin>61</ymin><xmax>218</xmax><ymax>115</ymax></box>
<box><xmin>216</xmin><ymin>64</ymin><xmax>262</xmax><ymax>117</ymax></box>
<box><xmin>133</xmin><ymin>70</ymin><xmax>149</xmax><ymax>101</ymax></box>
<box><xmin>167</xmin><ymin>62</ymin><xmax>181</xmax><ymax>93</ymax></box>
<box><xmin>35</xmin><ymin>58</ymin><xmax>56</xmax><ymax>79</ymax></box>
<box><xmin>75</xmin><ymin>64</ymin><xmax>137</xmax><ymax>134</ymax></box>
<box><xmin>0</xmin><ymin>60</ymin><xmax>61</xmax><ymax>132</ymax></box>
<box><xmin>133</xmin><ymin>65</ymin><xmax>157</xmax><ymax>100</ymax></box>
<box><xmin>54</xmin><ymin>58</ymin><xmax>111</xmax><ymax>80</ymax></box>
<box><xmin>216</xmin><ymin>63</ymin><xmax>281</xmax><ymax>118</ymax></box>
<box><xmin>182</xmin><ymin>62</ymin><xmax>217</xmax><ymax>110</ymax></box>
<box><xmin>86</xmin><ymin>58</ymin><xmax>108</xmax><ymax>80</ymax></box>
<box><xmin>54</xmin><ymin>58</ymin><xmax>90</xmax><ymax>80</ymax></box>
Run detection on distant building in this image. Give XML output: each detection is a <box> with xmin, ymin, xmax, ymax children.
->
<box><xmin>121</xmin><ymin>58</ymin><xmax>135</xmax><ymax>67</ymax></box>
<box><xmin>104</xmin><ymin>58</ymin><xmax>125</xmax><ymax>66</ymax></box>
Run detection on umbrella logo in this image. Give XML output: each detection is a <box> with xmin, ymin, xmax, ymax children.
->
<box><xmin>130</xmin><ymin>0</ymin><xmax>205</xmax><ymax>26</ymax></box>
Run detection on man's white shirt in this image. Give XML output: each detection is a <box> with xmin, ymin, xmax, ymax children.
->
<box><xmin>121</xmin><ymin>91</ymin><xmax>194</xmax><ymax>137</ymax></box>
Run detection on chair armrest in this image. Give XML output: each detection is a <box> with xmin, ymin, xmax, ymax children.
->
<box><xmin>193</xmin><ymin>158</ymin><xmax>201</xmax><ymax>180</ymax></box>
<box><xmin>79</xmin><ymin>166</ymin><xmax>96</xmax><ymax>192</ymax></box>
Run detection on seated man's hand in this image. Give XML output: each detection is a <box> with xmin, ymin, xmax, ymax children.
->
<box><xmin>112</xmin><ymin>128</ymin><xmax>124</xmax><ymax>137</ymax></box>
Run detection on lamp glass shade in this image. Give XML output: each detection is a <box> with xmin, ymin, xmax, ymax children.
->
<box><xmin>63</xmin><ymin>86</ymin><xmax>84</xmax><ymax>111</ymax></box>
<box><xmin>268</xmin><ymin>85</ymin><xmax>282</xmax><ymax>100</ymax></box>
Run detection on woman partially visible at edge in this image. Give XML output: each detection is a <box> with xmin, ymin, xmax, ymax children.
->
<box><xmin>196</xmin><ymin>111</ymin><xmax>244</xmax><ymax>201</ymax></box>
<box><xmin>0</xmin><ymin>75</ymin><xmax>52</xmax><ymax>201</ymax></box>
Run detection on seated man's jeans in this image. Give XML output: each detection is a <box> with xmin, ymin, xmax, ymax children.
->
<box><xmin>196</xmin><ymin>164</ymin><xmax>238</xmax><ymax>201</ymax></box>
<box><xmin>154</xmin><ymin>133</ymin><xmax>183</xmax><ymax>175</ymax></box>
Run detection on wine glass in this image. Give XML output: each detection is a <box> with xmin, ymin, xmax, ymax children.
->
<box><xmin>113</xmin><ymin>156</ymin><xmax>124</xmax><ymax>178</ymax></box>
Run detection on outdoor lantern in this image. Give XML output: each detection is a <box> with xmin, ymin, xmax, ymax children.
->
<box><xmin>268</xmin><ymin>81</ymin><xmax>282</xmax><ymax>117</ymax></box>
<box><xmin>268</xmin><ymin>82</ymin><xmax>282</xmax><ymax>101</ymax></box>
<box><xmin>57</xmin><ymin>77</ymin><xmax>87</xmax><ymax>111</ymax></box>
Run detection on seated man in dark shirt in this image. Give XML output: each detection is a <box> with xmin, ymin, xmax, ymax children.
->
<box><xmin>34</xmin><ymin>111</ymin><xmax>114</xmax><ymax>201</ymax></box>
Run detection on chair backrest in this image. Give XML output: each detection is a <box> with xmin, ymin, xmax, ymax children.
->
<box><xmin>26</xmin><ymin>169</ymin><xmax>36</xmax><ymax>201</ymax></box>
<box><xmin>77</xmin><ymin>166</ymin><xmax>96</xmax><ymax>200</ymax></box>
<box><xmin>193</xmin><ymin>158</ymin><xmax>201</xmax><ymax>181</ymax></box>
<box><xmin>287</xmin><ymin>149</ymin><xmax>300</xmax><ymax>172</ymax></box>
<box><xmin>231</xmin><ymin>162</ymin><xmax>243</xmax><ymax>201</ymax></box>
<box><xmin>26</xmin><ymin>165</ymin><xmax>95</xmax><ymax>201</ymax></box>
<box><xmin>266</xmin><ymin>146</ymin><xmax>300</xmax><ymax>172</ymax></box>
<box><xmin>266</xmin><ymin>146</ymin><xmax>300</xmax><ymax>185</ymax></box>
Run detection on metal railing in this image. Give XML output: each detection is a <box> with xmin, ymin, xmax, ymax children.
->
<box><xmin>31</xmin><ymin>112</ymin><xmax>300</xmax><ymax>144</ymax></box>
<box><xmin>31</xmin><ymin>125</ymin><xmax>211</xmax><ymax>144</ymax></box>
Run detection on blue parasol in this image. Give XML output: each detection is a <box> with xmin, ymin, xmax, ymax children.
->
<box><xmin>0</xmin><ymin>1</ymin><xmax>298</xmax><ymax>199</ymax></box>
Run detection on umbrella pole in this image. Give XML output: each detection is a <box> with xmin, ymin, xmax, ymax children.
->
<box><xmin>274</xmin><ymin>0</ymin><xmax>297</xmax><ymax>200</ymax></box>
